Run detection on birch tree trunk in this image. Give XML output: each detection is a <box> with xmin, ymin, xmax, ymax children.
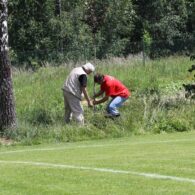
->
<box><xmin>0</xmin><ymin>0</ymin><xmax>16</xmax><ymax>131</ymax></box>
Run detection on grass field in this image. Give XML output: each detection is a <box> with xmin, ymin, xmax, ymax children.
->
<box><xmin>0</xmin><ymin>131</ymin><xmax>195</xmax><ymax>195</ymax></box>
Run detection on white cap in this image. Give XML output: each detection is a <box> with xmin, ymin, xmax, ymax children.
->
<box><xmin>82</xmin><ymin>62</ymin><xmax>95</xmax><ymax>72</ymax></box>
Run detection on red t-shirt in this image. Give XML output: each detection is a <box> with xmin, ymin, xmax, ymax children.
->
<box><xmin>101</xmin><ymin>75</ymin><xmax>130</xmax><ymax>98</ymax></box>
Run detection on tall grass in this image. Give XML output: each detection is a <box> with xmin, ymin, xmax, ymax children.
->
<box><xmin>8</xmin><ymin>56</ymin><xmax>194</xmax><ymax>144</ymax></box>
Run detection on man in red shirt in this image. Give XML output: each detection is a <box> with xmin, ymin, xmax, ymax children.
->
<box><xmin>93</xmin><ymin>73</ymin><xmax>130</xmax><ymax>117</ymax></box>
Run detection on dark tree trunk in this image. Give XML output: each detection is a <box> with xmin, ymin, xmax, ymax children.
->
<box><xmin>55</xmin><ymin>0</ymin><xmax>61</xmax><ymax>17</ymax></box>
<box><xmin>0</xmin><ymin>0</ymin><xmax>16</xmax><ymax>131</ymax></box>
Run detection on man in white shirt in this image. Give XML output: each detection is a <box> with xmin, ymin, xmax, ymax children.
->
<box><xmin>62</xmin><ymin>63</ymin><xmax>95</xmax><ymax>125</ymax></box>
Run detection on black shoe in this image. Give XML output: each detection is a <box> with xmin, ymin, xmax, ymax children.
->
<box><xmin>104</xmin><ymin>113</ymin><xmax>120</xmax><ymax>118</ymax></box>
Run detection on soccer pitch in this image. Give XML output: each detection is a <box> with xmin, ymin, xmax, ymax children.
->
<box><xmin>0</xmin><ymin>132</ymin><xmax>195</xmax><ymax>195</ymax></box>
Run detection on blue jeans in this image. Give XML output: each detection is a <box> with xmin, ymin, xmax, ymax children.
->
<box><xmin>106</xmin><ymin>96</ymin><xmax>128</xmax><ymax>116</ymax></box>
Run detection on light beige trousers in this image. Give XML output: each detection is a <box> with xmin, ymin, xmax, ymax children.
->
<box><xmin>63</xmin><ymin>90</ymin><xmax>84</xmax><ymax>125</ymax></box>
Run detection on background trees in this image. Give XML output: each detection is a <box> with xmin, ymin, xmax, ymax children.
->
<box><xmin>7</xmin><ymin>0</ymin><xmax>195</xmax><ymax>67</ymax></box>
<box><xmin>192</xmin><ymin>1</ymin><xmax>195</xmax><ymax>38</ymax></box>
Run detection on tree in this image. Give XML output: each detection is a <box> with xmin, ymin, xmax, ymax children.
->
<box><xmin>185</xmin><ymin>0</ymin><xmax>194</xmax><ymax>35</ymax></box>
<box><xmin>192</xmin><ymin>1</ymin><xmax>195</xmax><ymax>37</ymax></box>
<box><xmin>55</xmin><ymin>0</ymin><xmax>61</xmax><ymax>17</ymax></box>
<box><xmin>83</xmin><ymin>0</ymin><xmax>109</xmax><ymax>58</ymax></box>
<box><xmin>0</xmin><ymin>0</ymin><xmax>16</xmax><ymax>131</ymax></box>
<box><xmin>133</xmin><ymin>0</ymin><xmax>189</xmax><ymax>58</ymax></box>
<box><xmin>83</xmin><ymin>0</ymin><xmax>134</xmax><ymax>58</ymax></box>
<box><xmin>192</xmin><ymin>1</ymin><xmax>195</xmax><ymax>55</ymax></box>
<box><xmin>83</xmin><ymin>0</ymin><xmax>109</xmax><ymax>34</ymax></box>
<box><xmin>8</xmin><ymin>0</ymin><xmax>56</xmax><ymax>67</ymax></box>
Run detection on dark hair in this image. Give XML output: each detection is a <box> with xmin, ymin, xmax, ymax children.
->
<box><xmin>94</xmin><ymin>73</ymin><xmax>104</xmax><ymax>83</ymax></box>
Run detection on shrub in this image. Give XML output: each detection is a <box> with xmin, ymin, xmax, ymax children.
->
<box><xmin>152</xmin><ymin>118</ymin><xmax>189</xmax><ymax>133</ymax></box>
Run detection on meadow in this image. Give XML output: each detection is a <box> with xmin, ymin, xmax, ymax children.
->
<box><xmin>0</xmin><ymin>131</ymin><xmax>195</xmax><ymax>194</ymax></box>
<box><xmin>4</xmin><ymin>55</ymin><xmax>193</xmax><ymax>145</ymax></box>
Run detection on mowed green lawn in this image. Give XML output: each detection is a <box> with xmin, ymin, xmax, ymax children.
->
<box><xmin>0</xmin><ymin>131</ymin><xmax>195</xmax><ymax>195</ymax></box>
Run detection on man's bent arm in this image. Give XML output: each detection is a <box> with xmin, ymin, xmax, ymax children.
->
<box><xmin>82</xmin><ymin>87</ymin><xmax>93</xmax><ymax>107</ymax></box>
<box><xmin>93</xmin><ymin>90</ymin><xmax>104</xmax><ymax>98</ymax></box>
<box><xmin>93</xmin><ymin>96</ymin><xmax>109</xmax><ymax>105</ymax></box>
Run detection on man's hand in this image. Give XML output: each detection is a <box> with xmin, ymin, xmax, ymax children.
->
<box><xmin>93</xmin><ymin>96</ymin><xmax>108</xmax><ymax>105</ymax></box>
<box><xmin>88</xmin><ymin>100</ymin><xmax>93</xmax><ymax>107</ymax></box>
<box><xmin>93</xmin><ymin>100</ymin><xmax>97</xmax><ymax>105</ymax></box>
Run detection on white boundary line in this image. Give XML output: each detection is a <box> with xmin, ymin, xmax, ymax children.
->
<box><xmin>0</xmin><ymin>138</ymin><xmax>195</xmax><ymax>155</ymax></box>
<box><xmin>0</xmin><ymin>160</ymin><xmax>195</xmax><ymax>184</ymax></box>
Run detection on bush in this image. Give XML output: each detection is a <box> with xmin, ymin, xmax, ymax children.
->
<box><xmin>28</xmin><ymin>108</ymin><xmax>54</xmax><ymax>125</ymax></box>
<box><xmin>152</xmin><ymin>118</ymin><xmax>189</xmax><ymax>133</ymax></box>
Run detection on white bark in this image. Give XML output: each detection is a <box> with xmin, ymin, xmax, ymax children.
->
<box><xmin>0</xmin><ymin>0</ymin><xmax>8</xmax><ymax>51</ymax></box>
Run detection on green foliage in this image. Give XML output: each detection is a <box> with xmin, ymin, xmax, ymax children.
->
<box><xmin>83</xmin><ymin>0</ymin><xmax>109</xmax><ymax>34</ymax></box>
<box><xmin>98</xmin><ymin>0</ymin><xmax>134</xmax><ymax>57</ymax></box>
<box><xmin>152</xmin><ymin>118</ymin><xmax>189</xmax><ymax>133</ymax></box>
<box><xmin>133</xmin><ymin>0</ymin><xmax>192</xmax><ymax>58</ymax></box>
<box><xmin>7</xmin><ymin>0</ymin><xmax>195</xmax><ymax>66</ymax></box>
<box><xmin>193</xmin><ymin>2</ymin><xmax>195</xmax><ymax>32</ymax></box>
